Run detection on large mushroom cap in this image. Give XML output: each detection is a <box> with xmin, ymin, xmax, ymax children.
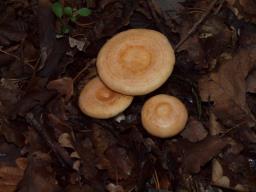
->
<box><xmin>97</xmin><ymin>29</ymin><xmax>175</xmax><ymax>96</ymax></box>
<box><xmin>78</xmin><ymin>77</ymin><xmax>133</xmax><ymax>119</ymax></box>
<box><xmin>141</xmin><ymin>94</ymin><xmax>188</xmax><ymax>138</ymax></box>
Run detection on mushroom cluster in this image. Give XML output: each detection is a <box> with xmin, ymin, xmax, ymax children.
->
<box><xmin>79</xmin><ymin>29</ymin><xmax>188</xmax><ymax>138</ymax></box>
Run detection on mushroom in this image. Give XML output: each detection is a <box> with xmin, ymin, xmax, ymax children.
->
<box><xmin>141</xmin><ymin>94</ymin><xmax>188</xmax><ymax>138</ymax></box>
<box><xmin>78</xmin><ymin>77</ymin><xmax>133</xmax><ymax>119</ymax></box>
<box><xmin>97</xmin><ymin>29</ymin><xmax>175</xmax><ymax>95</ymax></box>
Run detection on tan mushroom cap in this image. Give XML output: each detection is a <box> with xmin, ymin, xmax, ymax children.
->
<box><xmin>97</xmin><ymin>29</ymin><xmax>175</xmax><ymax>95</ymax></box>
<box><xmin>141</xmin><ymin>94</ymin><xmax>188</xmax><ymax>138</ymax></box>
<box><xmin>78</xmin><ymin>77</ymin><xmax>133</xmax><ymax>119</ymax></box>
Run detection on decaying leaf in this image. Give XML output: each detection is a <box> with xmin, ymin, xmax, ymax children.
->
<box><xmin>181</xmin><ymin>117</ymin><xmax>208</xmax><ymax>142</ymax></box>
<box><xmin>105</xmin><ymin>146</ymin><xmax>134</xmax><ymax>179</ymax></box>
<box><xmin>58</xmin><ymin>133</ymin><xmax>74</xmax><ymax>149</ymax></box>
<box><xmin>226</xmin><ymin>0</ymin><xmax>256</xmax><ymax>24</ymax></box>
<box><xmin>17</xmin><ymin>152</ymin><xmax>60</xmax><ymax>192</ymax></box>
<box><xmin>91</xmin><ymin>124</ymin><xmax>134</xmax><ymax>179</ymax></box>
<box><xmin>47</xmin><ymin>77</ymin><xmax>73</xmax><ymax>101</ymax></box>
<box><xmin>198</xmin><ymin>29</ymin><xmax>256</xmax><ymax>128</ymax></box>
<box><xmin>106</xmin><ymin>183</ymin><xmax>124</xmax><ymax>192</ymax></box>
<box><xmin>208</xmin><ymin>112</ymin><xmax>225</xmax><ymax>136</ymax></box>
<box><xmin>212</xmin><ymin>159</ymin><xmax>230</xmax><ymax>187</ymax></box>
<box><xmin>0</xmin><ymin>157</ymin><xmax>27</xmax><ymax>192</ymax></box>
<box><xmin>246</xmin><ymin>69</ymin><xmax>256</xmax><ymax>93</ymax></box>
<box><xmin>211</xmin><ymin>158</ymin><xmax>251</xmax><ymax>191</ymax></box>
<box><xmin>182</xmin><ymin>136</ymin><xmax>228</xmax><ymax>173</ymax></box>
<box><xmin>68</xmin><ymin>37</ymin><xmax>89</xmax><ymax>52</ymax></box>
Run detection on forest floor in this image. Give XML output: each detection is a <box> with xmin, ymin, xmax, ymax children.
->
<box><xmin>0</xmin><ymin>0</ymin><xmax>256</xmax><ymax>191</ymax></box>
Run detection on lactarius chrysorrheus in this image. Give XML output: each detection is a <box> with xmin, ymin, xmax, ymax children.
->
<box><xmin>78</xmin><ymin>77</ymin><xmax>133</xmax><ymax>119</ymax></box>
<box><xmin>96</xmin><ymin>29</ymin><xmax>175</xmax><ymax>95</ymax></box>
<box><xmin>141</xmin><ymin>94</ymin><xmax>188</xmax><ymax>138</ymax></box>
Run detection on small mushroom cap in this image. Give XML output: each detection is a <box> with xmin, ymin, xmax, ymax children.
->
<box><xmin>97</xmin><ymin>29</ymin><xmax>175</xmax><ymax>95</ymax></box>
<box><xmin>78</xmin><ymin>77</ymin><xmax>133</xmax><ymax>119</ymax></box>
<box><xmin>141</xmin><ymin>94</ymin><xmax>188</xmax><ymax>138</ymax></box>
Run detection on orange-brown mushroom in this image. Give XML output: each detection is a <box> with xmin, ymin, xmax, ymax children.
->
<box><xmin>141</xmin><ymin>94</ymin><xmax>188</xmax><ymax>138</ymax></box>
<box><xmin>78</xmin><ymin>77</ymin><xmax>133</xmax><ymax>119</ymax></box>
<box><xmin>97</xmin><ymin>29</ymin><xmax>175</xmax><ymax>95</ymax></box>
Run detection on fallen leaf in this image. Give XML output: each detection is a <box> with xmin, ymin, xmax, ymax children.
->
<box><xmin>182</xmin><ymin>136</ymin><xmax>228</xmax><ymax>173</ymax></box>
<box><xmin>94</xmin><ymin>0</ymin><xmax>135</xmax><ymax>38</ymax></box>
<box><xmin>47</xmin><ymin>77</ymin><xmax>73</xmax><ymax>101</ymax></box>
<box><xmin>226</xmin><ymin>0</ymin><xmax>256</xmax><ymax>24</ymax></box>
<box><xmin>17</xmin><ymin>152</ymin><xmax>60</xmax><ymax>192</ymax></box>
<box><xmin>211</xmin><ymin>157</ymin><xmax>253</xmax><ymax>191</ymax></box>
<box><xmin>91</xmin><ymin>124</ymin><xmax>116</xmax><ymax>155</ymax></box>
<box><xmin>208</xmin><ymin>112</ymin><xmax>225</xmax><ymax>136</ymax></box>
<box><xmin>198</xmin><ymin>28</ymin><xmax>256</xmax><ymax>128</ymax></box>
<box><xmin>106</xmin><ymin>183</ymin><xmax>124</xmax><ymax>192</ymax></box>
<box><xmin>181</xmin><ymin>118</ymin><xmax>208</xmax><ymax>142</ymax></box>
<box><xmin>153</xmin><ymin>0</ymin><xmax>185</xmax><ymax>23</ymax></box>
<box><xmin>212</xmin><ymin>159</ymin><xmax>229</xmax><ymax>186</ymax></box>
<box><xmin>68</xmin><ymin>37</ymin><xmax>89</xmax><ymax>52</ymax></box>
<box><xmin>58</xmin><ymin>133</ymin><xmax>74</xmax><ymax>149</ymax></box>
<box><xmin>0</xmin><ymin>157</ymin><xmax>27</xmax><ymax>192</ymax></box>
<box><xmin>105</xmin><ymin>146</ymin><xmax>134</xmax><ymax>179</ymax></box>
<box><xmin>246</xmin><ymin>69</ymin><xmax>256</xmax><ymax>93</ymax></box>
<box><xmin>75</xmin><ymin>137</ymin><xmax>98</xmax><ymax>180</ymax></box>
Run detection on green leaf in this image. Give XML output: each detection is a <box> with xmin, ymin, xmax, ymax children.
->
<box><xmin>52</xmin><ymin>2</ymin><xmax>63</xmax><ymax>18</ymax></box>
<box><xmin>64</xmin><ymin>6</ymin><xmax>73</xmax><ymax>17</ymax></box>
<box><xmin>77</xmin><ymin>8</ymin><xmax>92</xmax><ymax>16</ymax></box>
<box><xmin>61</xmin><ymin>25</ymin><xmax>70</xmax><ymax>34</ymax></box>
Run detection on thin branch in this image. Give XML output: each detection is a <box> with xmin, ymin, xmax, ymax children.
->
<box><xmin>175</xmin><ymin>0</ymin><xmax>219</xmax><ymax>50</ymax></box>
<box><xmin>25</xmin><ymin>112</ymin><xmax>73</xmax><ymax>167</ymax></box>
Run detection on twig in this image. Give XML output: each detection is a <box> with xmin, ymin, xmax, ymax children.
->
<box><xmin>25</xmin><ymin>112</ymin><xmax>73</xmax><ymax>167</ymax></box>
<box><xmin>214</xmin><ymin>0</ymin><xmax>225</xmax><ymax>15</ymax></box>
<box><xmin>0</xmin><ymin>48</ymin><xmax>39</xmax><ymax>64</ymax></box>
<box><xmin>73</xmin><ymin>58</ymin><xmax>96</xmax><ymax>82</ymax></box>
<box><xmin>0</xmin><ymin>49</ymin><xmax>20</xmax><ymax>60</ymax></box>
<box><xmin>147</xmin><ymin>0</ymin><xmax>167</xmax><ymax>35</ymax></box>
<box><xmin>175</xmin><ymin>0</ymin><xmax>219</xmax><ymax>50</ymax></box>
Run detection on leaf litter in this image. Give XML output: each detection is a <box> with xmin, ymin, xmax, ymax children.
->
<box><xmin>0</xmin><ymin>0</ymin><xmax>256</xmax><ymax>191</ymax></box>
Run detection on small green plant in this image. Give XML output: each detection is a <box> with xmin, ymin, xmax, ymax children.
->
<box><xmin>51</xmin><ymin>1</ymin><xmax>92</xmax><ymax>34</ymax></box>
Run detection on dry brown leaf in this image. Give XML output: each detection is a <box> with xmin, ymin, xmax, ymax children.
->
<box><xmin>47</xmin><ymin>77</ymin><xmax>73</xmax><ymax>101</ymax></box>
<box><xmin>91</xmin><ymin>124</ymin><xmax>116</xmax><ymax>155</ymax></box>
<box><xmin>226</xmin><ymin>0</ymin><xmax>256</xmax><ymax>24</ymax></box>
<box><xmin>212</xmin><ymin>159</ymin><xmax>230</xmax><ymax>187</ymax></box>
<box><xmin>0</xmin><ymin>157</ymin><xmax>27</xmax><ymax>192</ymax></box>
<box><xmin>208</xmin><ymin>112</ymin><xmax>225</xmax><ymax>136</ymax></box>
<box><xmin>105</xmin><ymin>146</ymin><xmax>134</xmax><ymax>180</ymax></box>
<box><xmin>182</xmin><ymin>136</ymin><xmax>228</xmax><ymax>173</ymax></box>
<box><xmin>246</xmin><ymin>69</ymin><xmax>256</xmax><ymax>93</ymax></box>
<box><xmin>198</xmin><ymin>29</ymin><xmax>256</xmax><ymax>128</ymax></box>
<box><xmin>91</xmin><ymin>124</ymin><xmax>134</xmax><ymax>180</ymax></box>
<box><xmin>211</xmin><ymin>158</ymin><xmax>251</xmax><ymax>191</ymax></box>
<box><xmin>181</xmin><ymin>118</ymin><xmax>208</xmax><ymax>142</ymax></box>
<box><xmin>68</xmin><ymin>37</ymin><xmax>88</xmax><ymax>52</ymax></box>
<box><xmin>178</xmin><ymin>15</ymin><xmax>234</xmax><ymax>71</ymax></box>
<box><xmin>74</xmin><ymin>136</ymin><xmax>98</xmax><ymax>180</ymax></box>
<box><xmin>58</xmin><ymin>133</ymin><xmax>74</xmax><ymax>149</ymax></box>
<box><xmin>17</xmin><ymin>152</ymin><xmax>60</xmax><ymax>192</ymax></box>
<box><xmin>106</xmin><ymin>183</ymin><xmax>124</xmax><ymax>192</ymax></box>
